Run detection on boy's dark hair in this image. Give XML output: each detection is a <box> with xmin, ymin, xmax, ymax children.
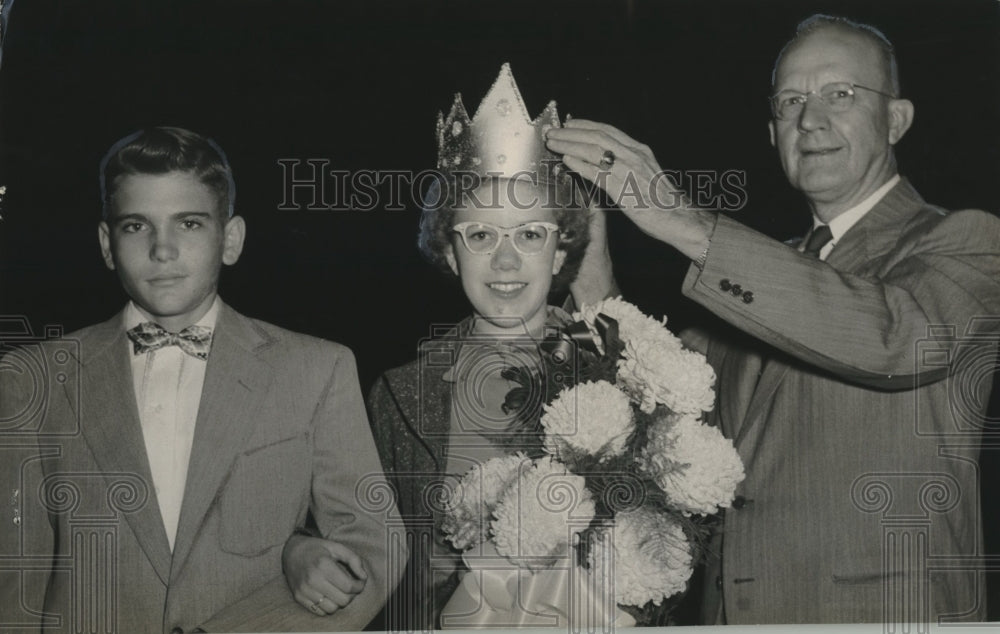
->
<box><xmin>100</xmin><ymin>126</ymin><xmax>235</xmax><ymax>218</ymax></box>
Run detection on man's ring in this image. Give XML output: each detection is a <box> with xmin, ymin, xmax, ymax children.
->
<box><xmin>308</xmin><ymin>598</ymin><xmax>325</xmax><ymax>615</ymax></box>
<box><xmin>599</xmin><ymin>149</ymin><xmax>615</xmax><ymax>169</ymax></box>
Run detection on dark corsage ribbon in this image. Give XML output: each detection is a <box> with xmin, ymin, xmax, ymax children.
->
<box><xmin>540</xmin><ymin>312</ymin><xmax>619</xmax><ymax>362</ymax></box>
<box><xmin>501</xmin><ymin>313</ymin><xmax>622</xmax><ymax>430</ymax></box>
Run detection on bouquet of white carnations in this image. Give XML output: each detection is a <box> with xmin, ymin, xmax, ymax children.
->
<box><xmin>441</xmin><ymin>297</ymin><xmax>745</xmax><ymax>626</ymax></box>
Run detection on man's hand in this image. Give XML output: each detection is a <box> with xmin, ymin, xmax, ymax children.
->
<box><xmin>547</xmin><ymin>119</ymin><xmax>715</xmax><ymax>262</ymax></box>
<box><xmin>282</xmin><ymin>534</ymin><xmax>368</xmax><ymax>616</ymax></box>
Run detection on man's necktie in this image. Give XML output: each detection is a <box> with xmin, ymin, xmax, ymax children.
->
<box><xmin>126</xmin><ymin>322</ymin><xmax>213</xmax><ymax>360</ymax></box>
<box><xmin>803</xmin><ymin>224</ymin><xmax>834</xmax><ymax>258</ymax></box>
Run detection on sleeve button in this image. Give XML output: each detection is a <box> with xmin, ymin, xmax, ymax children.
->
<box><xmin>719</xmin><ymin>279</ymin><xmax>732</xmax><ymax>291</ymax></box>
<box><xmin>742</xmin><ymin>291</ymin><xmax>754</xmax><ymax>304</ymax></box>
<box><xmin>730</xmin><ymin>283</ymin><xmax>742</xmax><ymax>296</ymax></box>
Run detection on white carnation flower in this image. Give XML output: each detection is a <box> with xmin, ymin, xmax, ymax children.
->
<box><xmin>589</xmin><ymin>507</ymin><xmax>693</xmax><ymax>607</ymax></box>
<box><xmin>575</xmin><ymin>296</ymin><xmax>678</xmax><ymax>354</ymax></box>
<box><xmin>618</xmin><ymin>340</ymin><xmax>716</xmax><ymax>415</ymax></box>
<box><xmin>644</xmin><ymin>414</ymin><xmax>745</xmax><ymax>515</ymax></box>
<box><xmin>492</xmin><ymin>456</ymin><xmax>595</xmax><ymax>569</ymax></box>
<box><xmin>575</xmin><ymin>297</ymin><xmax>716</xmax><ymax>415</ymax></box>
<box><xmin>541</xmin><ymin>381</ymin><xmax>634</xmax><ymax>459</ymax></box>
<box><xmin>443</xmin><ymin>452</ymin><xmax>526</xmax><ymax>548</ymax></box>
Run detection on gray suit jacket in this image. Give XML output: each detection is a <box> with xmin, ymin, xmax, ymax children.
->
<box><xmin>684</xmin><ymin>180</ymin><xmax>1000</xmax><ymax>623</ymax></box>
<box><xmin>0</xmin><ymin>301</ymin><xmax>403</xmax><ymax>633</ymax></box>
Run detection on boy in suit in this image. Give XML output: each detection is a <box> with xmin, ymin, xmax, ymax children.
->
<box><xmin>0</xmin><ymin>127</ymin><xmax>403</xmax><ymax>632</ymax></box>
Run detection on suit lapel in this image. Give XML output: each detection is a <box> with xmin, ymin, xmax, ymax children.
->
<box><xmin>733</xmin><ymin>179</ymin><xmax>927</xmax><ymax>454</ymax></box>
<box><xmin>826</xmin><ymin>178</ymin><xmax>926</xmax><ymax>272</ymax></box>
<box><xmin>404</xmin><ymin>341</ymin><xmax>455</xmax><ymax>471</ymax></box>
<box><xmin>169</xmin><ymin>303</ymin><xmax>274</xmax><ymax>579</ymax></box>
<box><xmin>734</xmin><ymin>357</ymin><xmax>789</xmax><ymax>453</ymax></box>
<box><xmin>418</xmin><ymin>362</ymin><xmax>451</xmax><ymax>469</ymax></box>
<box><xmin>77</xmin><ymin>312</ymin><xmax>173</xmax><ymax>584</ymax></box>
<box><xmin>705</xmin><ymin>331</ymin><xmax>761</xmax><ymax>446</ymax></box>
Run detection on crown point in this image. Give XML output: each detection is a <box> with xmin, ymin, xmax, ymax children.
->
<box><xmin>437</xmin><ymin>63</ymin><xmax>564</xmax><ymax>183</ymax></box>
<box><xmin>536</xmin><ymin>100</ymin><xmax>561</xmax><ymax>127</ymax></box>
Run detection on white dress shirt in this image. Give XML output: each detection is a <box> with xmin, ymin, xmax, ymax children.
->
<box><xmin>125</xmin><ymin>298</ymin><xmax>219</xmax><ymax>550</ymax></box>
<box><xmin>811</xmin><ymin>174</ymin><xmax>900</xmax><ymax>261</ymax></box>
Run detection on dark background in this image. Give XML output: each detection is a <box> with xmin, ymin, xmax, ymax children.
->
<box><xmin>1</xmin><ymin>0</ymin><xmax>998</xmax><ymax>622</ymax></box>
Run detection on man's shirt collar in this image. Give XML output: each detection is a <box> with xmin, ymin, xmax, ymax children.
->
<box><xmin>814</xmin><ymin>174</ymin><xmax>901</xmax><ymax>244</ymax></box>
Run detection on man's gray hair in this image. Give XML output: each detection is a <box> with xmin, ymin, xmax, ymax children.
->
<box><xmin>772</xmin><ymin>14</ymin><xmax>900</xmax><ymax>96</ymax></box>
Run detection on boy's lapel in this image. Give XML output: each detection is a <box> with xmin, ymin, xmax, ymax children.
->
<box><xmin>77</xmin><ymin>312</ymin><xmax>173</xmax><ymax>584</ymax></box>
<box><xmin>169</xmin><ymin>302</ymin><xmax>274</xmax><ymax>580</ymax></box>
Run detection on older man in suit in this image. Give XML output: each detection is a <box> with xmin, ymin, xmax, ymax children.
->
<box><xmin>0</xmin><ymin>127</ymin><xmax>403</xmax><ymax>633</ymax></box>
<box><xmin>547</xmin><ymin>14</ymin><xmax>1000</xmax><ymax>624</ymax></box>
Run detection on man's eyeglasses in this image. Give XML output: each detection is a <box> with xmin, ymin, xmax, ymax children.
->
<box><xmin>770</xmin><ymin>82</ymin><xmax>896</xmax><ymax>121</ymax></box>
<box><xmin>452</xmin><ymin>221</ymin><xmax>560</xmax><ymax>256</ymax></box>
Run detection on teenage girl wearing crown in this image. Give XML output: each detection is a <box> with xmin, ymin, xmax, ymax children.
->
<box><xmin>279</xmin><ymin>64</ymin><xmax>598</xmax><ymax>628</ymax></box>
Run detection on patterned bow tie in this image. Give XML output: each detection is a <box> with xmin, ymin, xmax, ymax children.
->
<box><xmin>126</xmin><ymin>322</ymin><xmax>213</xmax><ymax>360</ymax></box>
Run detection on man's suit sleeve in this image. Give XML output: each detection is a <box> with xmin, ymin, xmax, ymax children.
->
<box><xmin>683</xmin><ymin>210</ymin><xmax>1000</xmax><ymax>389</ymax></box>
